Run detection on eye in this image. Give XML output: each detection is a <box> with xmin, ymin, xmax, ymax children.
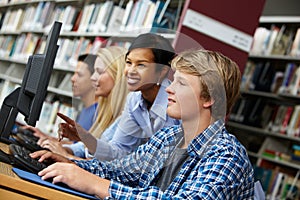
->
<box><xmin>96</xmin><ymin>68</ymin><xmax>103</xmax><ymax>74</ymax></box>
<box><xmin>137</xmin><ymin>63</ymin><xmax>146</xmax><ymax>68</ymax></box>
<box><xmin>178</xmin><ymin>80</ymin><xmax>186</xmax><ymax>85</ymax></box>
<box><xmin>125</xmin><ymin>60</ymin><xmax>131</xmax><ymax>65</ymax></box>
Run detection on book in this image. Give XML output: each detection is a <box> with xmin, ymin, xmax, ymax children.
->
<box><xmin>270</xmin><ymin>172</ymin><xmax>286</xmax><ymax>199</ymax></box>
<box><xmin>271</xmin><ymin>105</ymin><xmax>288</xmax><ymax>133</ymax></box>
<box><xmin>286</xmin><ymin>105</ymin><xmax>300</xmax><ymax>137</ymax></box>
<box><xmin>251</xmin><ymin>27</ymin><xmax>269</xmax><ymax>55</ymax></box>
<box><xmin>244</xmin><ymin>98</ymin><xmax>266</xmax><ymax>127</ymax></box>
<box><xmin>120</xmin><ymin>0</ymin><xmax>134</xmax><ymax>32</ymax></box>
<box><xmin>249</xmin><ymin>62</ymin><xmax>264</xmax><ymax>90</ymax></box>
<box><xmin>287</xmin><ymin>66</ymin><xmax>300</xmax><ymax>95</ymax></box>
<box><xmin>32</xmin><ymin>2</ymin><xmax>46</xmax><ymax>30</ymax></box>
<box><xmin>87</xmin><ymin>3</ymin><xmax>101</xmax><ymax>32</ymax></box>
<box><xmin>142</xmin><ymin>0</ymin><xmax>157</xmax><ymax>29</ymax></box>
<box><xmin>89</xmin><ymin>36</ymin><xmax>106</xmax><ymax>54</ymax></box>
<box><xmin>132</xmin><ymin>0</ymin><xmax>153</xmax><ymax>31</ymax></box>
<box><xmin>125</xmin><ymin>0</ymin><xmax>142</xmax><ymax>32</ymax></box>
<box><xmin>255</xmin><ymin>61</ymin><xmax>275</xmax><ymax>92</ymax></box>
<box><xmin>260</xmin><ymin>104</ymin><xmax>275</xmax><ymax>129</ymax></box>
<box><xmin>278</xmin><ymin>63</ymin><xmax>297</xmax><ymax>94</ymax></box>
<box><xmin>253</xmin><ymin>166</ymin><xmax>273</xmax><ymax>193</ymax></box>
<box><xmin>58</xmin><ymin>73</ymin><xmax>72</xmax><ymax>92</ymax></box>
<box><xmin>39</xmin><ymin>1</ymin><xmax>55</xmax><ymax>29</ymax></box>
<box><xmin>77</xmin><ymin>3</ymin><xmax>95</xmax><ymax>32</ymax></box>
<box><xmin>280</xmin><ymin>106</ymin><xmax>294</xmax><ymax>134</ymax></box>
<box><xmin>22</xmin><ymin>6</ymin><xmax>37</xmax><ymax>30</ymax></box>
<box><xmin>36</xmin><ymin>101</ymin><xmax>54</xmax><ymax>134</ymax></box>
<box><xmin>71</xmin><ymin>9</ymin><xmax>83</xmax><ymax>32</ymax></box>
<box><xmin>93</xmin><ymin>1</ymin><xmax>114</xmax><ymax>33</ymax></box>
<box><xmin>271</xmin><ymin>25</ymin><xmax>294</xmax><ymax>56</ymax></box>
<box><xmin>270</xmin><ymin>71</ymin><xmax>284</xmax><ymax>93</ymax></box>
<box><xmin>290</xmin><ymin>28</ymin><xmax>300</xmax><ymax>57</ymax></box>
<box><xmin>264</xmin><ymin>25</ymin><xmax>280</xmax><ymax>55</ymax></box>
<box><xmin>234</xmin><ymin>98</ymin><xmax>247</xmax><ymax>123</ymax></box>
<box><xmin>106</xmin><ymin>5</ymin><xmax>125</xmax><ymax>33</ymax></box>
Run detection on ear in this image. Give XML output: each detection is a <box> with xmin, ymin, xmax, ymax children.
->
<box><xmin>203</xmin><ymin>99</ymin><xmax>214</xmax><ymax>109</ymax></box>
<box><xmin>159</xmin><ymin>65</ymin><xmax>170</xmax><ymax>79</ymax></box>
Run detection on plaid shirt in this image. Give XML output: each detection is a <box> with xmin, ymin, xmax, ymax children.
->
<box><xmin>75</xmin><ymin>120</ymin><xmax>254</xmax><ymax>199</ymax></box>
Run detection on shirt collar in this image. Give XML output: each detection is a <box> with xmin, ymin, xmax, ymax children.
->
<box><xmin>138</xmin><ymin>78</ymin><xmax>171</xmax><ymax>120</ymax></box>
<box><xmin>187</xmin><ymin>119</ymin><xmax>225</xmax><ymax>157</ymax></box>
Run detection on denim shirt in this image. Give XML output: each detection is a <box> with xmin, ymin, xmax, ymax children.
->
<box><xmin>93</xmin><ymin>78</ymin><xmax>181</xmax><ymax>161</ymax></box>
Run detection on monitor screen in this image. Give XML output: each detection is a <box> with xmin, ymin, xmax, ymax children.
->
<box><xmin>0</xmin><ymin>21</ymin><xmax>62</xmax><ymax>144</ymax></box>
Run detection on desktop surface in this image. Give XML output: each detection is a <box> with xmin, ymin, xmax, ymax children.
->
<box><xmin>0</xmin><ymin>142</ymin><xmax>93</xmax><ymax>200</ymax></box>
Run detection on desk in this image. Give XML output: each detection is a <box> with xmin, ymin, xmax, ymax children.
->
<box><xmin>0</xmin><ymin>142</ymin><xmax>87</xmax><ymax>200</ymax></box>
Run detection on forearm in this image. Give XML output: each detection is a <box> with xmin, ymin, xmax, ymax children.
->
<box><xmin>78</xmin><ymin>132</ymin><xmax>97</xmax><ymax>154</ymax></box>
<box><xmin>94</xmin><ymin>139</ymin><xmax>130</xmax><ymax>161</ymax></box>
<box><xmin>93</xmin><ymin>178</ymin><xmax>110</xmax><ymax>199</ymax></box>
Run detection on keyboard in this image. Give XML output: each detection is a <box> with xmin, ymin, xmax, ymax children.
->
<box><xmin>0</xmin><ymin>148</ymin><xmax>15</xmax><ymax>165</ymax></box>
<box><xmin>15</xmin><ymin>133</ymin><xmax>45</xmax><ymax>152</ymax></box>
<box><xmin>9</xmin><ymin>143</ymin><xmax>48</xmax><ymax>174</ymax></box>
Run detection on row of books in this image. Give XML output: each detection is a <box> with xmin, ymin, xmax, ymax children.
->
<box><xmin>0</xmin><ymin>0</ymin><xmax>179</xmax><ymax>34</ymax></box>
<box><xmin>49</xmin><ymin>70</ymin><xmax>72</xmax><ymax>92</ymax></box>
<box><xmin>0</xmin><ymin>33</ymin><xmax>45</xmax><ymax>61</ymax></box>
<box><xmin>36</xmin><ymin>100</ymin><xmax>77</xmax><ymax>137</ymax></box>
<box><xmin>0</xmin><ymin>2</ymin><xmax>55</xmax><ymax>32</ymax></box>
<box><xmin>0</xmin><ymin>0</ymin><xmax>27</xmax><ymax>4</ymax></box>
<box><xmin>241</xmin><ymin>60</ymin><xmax>300</xmax><ymax>96</ymax></box>
<box><xmin>230</xmin><ymin>98</ymin><xmax>300</xmax><ymax>138</ymax></box>
<box><xmin>250</xmin><ymin>25</ymin><xmax>300</xmax><ymax>57</ymax></box>
<box><xmin>0</xmin><ymin>32</ymin><xmax>129</xmax><ymax>69</ymax></box>
<box><xmin>254</xmin><ymin>165</ymin><xmax>300</xmax><ymax>199</ymax></box>
<box><xmin>254</xmin><ymin>137</ymin><xmax>300</xmax><ymax>199</ymax></box>
<box><xmin>1</xmin><ymin>60</ymin><xmax>73</xmax><ymax>95</ymax></box>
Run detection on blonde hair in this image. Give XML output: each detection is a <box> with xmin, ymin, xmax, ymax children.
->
<box><xmin>89</xmin><ymin>46</ymin><xmax>128</xmax><ymax>138</ymax></box>
<box><xmin>171</xmin><ymin>49</ymin><xmax>241</xmax><ymax>119</ymax></box>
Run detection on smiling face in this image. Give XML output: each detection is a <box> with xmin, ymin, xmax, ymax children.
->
<box><xmin>166</xmin><ymin>70</ymin><xmax>204</xmax><ymax>121</ymax></box>
<box><xmin>71</xmin><ymin>61</ymin><xmax>94</xmax><ymax>98</ymax></box>
<box><xmin>90</xmin><ymin>57</ymin><xmax>115</xmax><ymax>97</ymax></box>
<box><xmin>124</xmin><ymin>48</ymin><xmax>162</xmax><ymax>92</ymax></box>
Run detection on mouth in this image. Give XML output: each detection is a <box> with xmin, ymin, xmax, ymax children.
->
<box><xmin>127</xmin><ymin>77</ymin><xmax>140</xmax><ymax>85</ymax></box>
<box><xmin>168</xmin><ymin>97</ymin><xmax>176</xmax><ymax>105</ymax></box>
<box><xmin>93</xmin><ymin>84</ymin><xmax>99</xmax><ymax>89</ymax></box>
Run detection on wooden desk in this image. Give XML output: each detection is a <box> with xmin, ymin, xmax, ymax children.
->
<box><xmin>0</xmin><ymin>142</ymin><xmax>87</xmax><ymax>200</ymax></box>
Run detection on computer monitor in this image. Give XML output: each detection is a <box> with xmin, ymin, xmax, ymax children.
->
<box><xmin>0</xmin><ymin>21</ymin><xmax>62</xmax><ymax>144</ymax></box>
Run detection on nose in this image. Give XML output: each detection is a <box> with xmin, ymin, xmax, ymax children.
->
<box><xmin>71</xmin><ymin>74</ymin><xmax>76</xmax><ymax>82</ymax></box>
<box><xmin>126</xmin><ymin>64</ymin><xmax>137</xmax><ymax>74</ymax></box>
<box><xmin>90</xmin><ymin>72</ymin><xmax>97</xmax><ymax>81</ymax></box>
<box><xmin>165</xmin><ymin>83</ymin><xmax>174</xmax><ymax>94</ymax></box>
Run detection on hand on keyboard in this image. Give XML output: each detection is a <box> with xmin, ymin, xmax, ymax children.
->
<box><xmin>15</xmin><ymin>133</ymin><xmax>46</xmax><ymax>152</ymax></box>
<box><xmin>9</xmin><ymin>143</ymin><xmax>49</xmax><ymax>174</ymax></box>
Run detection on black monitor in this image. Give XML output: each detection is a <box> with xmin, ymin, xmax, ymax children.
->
<box><xmin>0</xmin><ymin>21</ymin><xmax>62</xmax><ymax>144</ymax></box>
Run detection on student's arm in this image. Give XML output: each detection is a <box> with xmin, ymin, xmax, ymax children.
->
<box><xmin>92</xmin><ymin>98</ymin><xmax>144</xmax><ymax>160</ymax></box>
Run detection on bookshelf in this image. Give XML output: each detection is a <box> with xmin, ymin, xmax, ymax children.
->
<box><xmin>226</xmin><ymin>1</ymin><xmax>300</xmax><ymax>198</ymax></box>
<box><xmin>0</xmin><ymin>0</ymin><xmax>183</xmax><ymax>134</ymax></box>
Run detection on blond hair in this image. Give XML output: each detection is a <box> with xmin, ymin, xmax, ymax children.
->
<box><xmin>89</xmin><ymin>46</ymin><xmax>128</xmax><ymax>138</ymax></box>
<box><xmin>171</xmin><ymin>49</ymin><xmax>241</xmax><ymax>119</ymax></box>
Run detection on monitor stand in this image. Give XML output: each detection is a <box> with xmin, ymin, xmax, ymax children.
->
<box><xmin>0</xmin><ymin>87</ymin><xmax>20</xmax><ymax>144</ymax></box>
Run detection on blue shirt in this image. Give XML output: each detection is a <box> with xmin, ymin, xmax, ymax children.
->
<box><xmin>75</xmin><ymin>120</ymin><xmax>254</xmax><ymax>199</ymax></box>
<box><xmin>76</xmin><ymin>103</ymin><xmax>98</xmax><ymax>131</ymax></box>
<box><xmin>93</xmin><ymin>78</ymin><xmax>181</xmax><ymax>161</ymax></box>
